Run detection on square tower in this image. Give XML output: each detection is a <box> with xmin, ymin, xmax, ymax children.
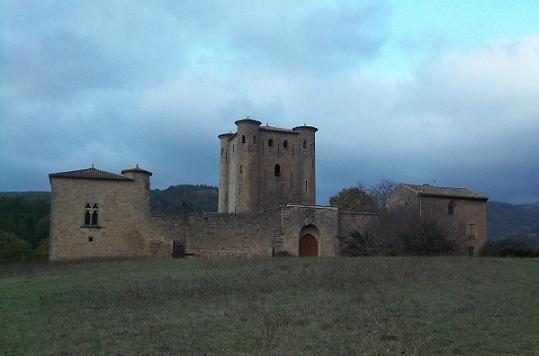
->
<box><xmin>218</xmin><ymin>117</ymin><xmax>317</xmax><ymax>213</ymax></box>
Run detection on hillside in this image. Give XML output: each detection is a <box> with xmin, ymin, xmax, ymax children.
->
<box><xmin>487</xmin><ymin>202</ymin><xmax>539</xmax><ymax>242</ymax></box>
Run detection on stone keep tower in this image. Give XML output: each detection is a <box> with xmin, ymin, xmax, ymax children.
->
<box><xmin>218</xmin><ymin>117</ymin><xmax>317</xmax><ymax>213</ymax></box>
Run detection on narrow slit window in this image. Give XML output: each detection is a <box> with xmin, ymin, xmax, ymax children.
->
<box><xmin>268</xmin><ymin>139</ymin><xmax>273</xmax><ymax>147</ymax></box>
<box><xmin>241</xmin><ymin>135</ymin><xmax>246</xmax><ymax>143</ymax></box>
<box><xmin>305</xmin><ymin>180</ymin><xmax>308</xmax><ymax>191</ymax></box>
<box><xmin>283</xmin><ymin>140</ymin><xmax>288</xmax><ymax>149</ymax></box>
<box><xmin>253</xmin><ymin>135</ymin><xmax>256</xmax><ymax>144</ymax></box>
<box><xmin>303</xmin><ymin>140</ymin><xmax>307</xmax><ymax>149</ymax></box>
<box><xmin>448</xmin><ymin>200</ymin><xmax>455</xmax><ymax>215</ymax></box>
<box><xmin>274</xmin><ymin>164</ymin><xmax>281</xmax><ymax>177</ymax></box>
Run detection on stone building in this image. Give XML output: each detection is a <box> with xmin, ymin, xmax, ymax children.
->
<box><xmin>218</xmin><ymin>118</ymin><xmax>317</xmax><ymax>213</ymax></box>
<box><xmin>48</xmin><ymin>118</ymin><xmax>488</xmax><ymax>261</ymax></box>
<box><xmin>388</xmin><ymin>183</ymin><xmax>488</xmax><ymax>255</ymax></box>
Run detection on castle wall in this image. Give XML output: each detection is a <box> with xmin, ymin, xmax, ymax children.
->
<box><xmin>148</xmin><ymin>211</ymin><xmax>281</xmax><ymax>257</ymax></box>
<box><xmin>338</xmin><ymin>211</ymin><xmax>378</xmax><ymax>238</ymax></box>
<box><xmin>49</xmin><ymin>176</ymin><xmax>151</xmax><ymax>261</ymax></box>
<box><xmin>279</xmin><ymin>205</ymin><xmax>340</xmax><ymax>256</ymax></box>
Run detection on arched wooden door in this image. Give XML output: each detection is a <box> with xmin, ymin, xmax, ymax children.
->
<box><xmin>299</xmin><ymin>234</ymin><xmax>318</xmax><ymax>257</ymax></box>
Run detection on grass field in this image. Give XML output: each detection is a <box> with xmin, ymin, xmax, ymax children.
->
<box><xmin>1</xmin><ymin>257</ymin><xmax>538</xmax><ymax>355</ymax></box>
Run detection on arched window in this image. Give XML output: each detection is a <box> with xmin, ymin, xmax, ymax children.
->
<box><xmin>274</xmin><ymin>164</ymin><xmax>281</xmax><ymax>177</ymax></box>
<box><xmin>84</xmin><ymin>203</ymin><xmax>91</xmax><ymax>225</ymax></box>
<box><xmin>303</xmin><ymin>140</ymin><xmax>307</xmax><ymax>149</ymax></box>
<box><xmin>283</xmin><ymin>140</ymin><xmax>288</xmax><ymax>149</ymax></box>
<box><xmin>241</xmin><ymin>135</ymin><xmax>246</xmax><ymax>143</ymax></box>
<box><xmin>91</xmin><ymin>204</ymin><xmax>99</xmax><ymax>226</ymax></box>
<box><xmin>448</xmin><ymin>200</ymin><xmax>455</xmax><ymax>215</ymax></box>
<box><xmin>268</xmin><ymin>139</ymin><xmax>273</xmax><ymax>147</ymax></box>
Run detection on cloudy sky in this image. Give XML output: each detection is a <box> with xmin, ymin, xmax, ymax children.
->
<box><xmin>1</xmin><ymin>0</ymin><xmax>539</xmax><ymax>204</ymax></box>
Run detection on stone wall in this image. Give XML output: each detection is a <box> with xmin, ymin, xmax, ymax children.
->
<box><xmin>420</xmin><ymin>197</ymin><xmax>487</xmax><ymax>254</ymax></box>
<box><xmin>148</xmin><ymin>210</ymin><xmax>282</xmax><ymax>257</ymax></box>
<box><xmin>49</xmin><ymin>174</ymin><xmax>152</xmax><ymax>261</ymax></box>
<box><xmin>218</xmin><ymin>119</ymin><xmax>317</xmax><ymax>213</ymax></box>
<box><xmin>338</xmin><ymin>211</ymin><xmax>378</xmax><ymax>238</ymax></box>
<box><xmin>279</xmin><ymin>205</ymin><xmax>340</xmax><ymax>256</ymax></box>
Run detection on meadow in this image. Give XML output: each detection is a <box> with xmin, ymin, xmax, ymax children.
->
<box><xmin>1</xmin><ymin>257</ymin><xmax>538</xmax><ymax>355</ymax></box>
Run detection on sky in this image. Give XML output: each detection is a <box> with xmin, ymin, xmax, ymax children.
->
<box><xmin>1</xmin><ymin>0</ymin><xmax>539</xmax><ymax>204</ymax></box>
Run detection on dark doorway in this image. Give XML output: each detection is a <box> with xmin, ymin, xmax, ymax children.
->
<box><xmin>299</xmin><ymin>234</ymin><xmax>318</xmax><ymax>257</ymax></box>
<box><xmin>468</xmin><ymin>246</ymin><xmax>475</xmax><ymax>257</ymax></box>
<box><xmin>171</xmin><ymin>240</ymin><xmax>185</xmax><ymax>258</ymax></box>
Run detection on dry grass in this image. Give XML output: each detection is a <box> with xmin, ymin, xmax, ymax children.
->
<box><xmin>1</xmin><ymin>257</ymin><xmax>538</xmax><ymax>355</ymax></box>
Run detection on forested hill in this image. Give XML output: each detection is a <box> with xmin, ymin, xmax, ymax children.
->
<box><xmin>0</xmin><ymin>185</ymin><xmax>219</xmax><ymax>216</ymax></box>
<box><xmin>1</xmin><ymin>190</ymin><xmax>539</xmax><ymax>242</ymax></box>
<box><xmin>487</xmin><ymin>201</ymin><xmax>539</xmax><ymax>242</ymax></box>
<box><xmin>150</xmin><ymin>185</ymin><xmax>218</xmax><ymax>214</ymax></box>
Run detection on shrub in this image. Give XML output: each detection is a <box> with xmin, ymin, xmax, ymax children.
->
<box><xmin>480</xmin><ymin>240</ymin><xmax>539</xmax><ymax>257</ymax></box>
<box><xmin>0</xmin><ymin>231</ymin><xmax>33</xmax><ymax>263</ymax></box>
<box><xmin>340</xmin><ymin>230</ymin><xmax>393</xmax><ymax>256</ymax></box>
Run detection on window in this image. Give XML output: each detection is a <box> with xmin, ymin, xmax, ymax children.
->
<box><xmin>84</xmin><ymin>203</ymin><xmax>91</xmax><ymax>225</ymax></box>
<box><xmin>84</xmin><ymin>203</ymin><xmax>99</xmax><ymax>227</ymax></box>
<box><xmin>88</xmin><ymin>236</ymin><xmax>93</xmax><ymax>242</ymax></box>
<box><xmin>232</xmin><ymin>144</ymin><xmax>235</xmax><ymax>153</ymax></box>
<box><xmin>253</xmin><ymin>135</ymin><xmax>256</xmax><ymax>144</ymax></box>
<box><xmin>283</xmin><ymin>140</ymin><xmax>288</xmax><ymax>149</ymax></box>
<box><xmin>220</xmin><ymin>147</ymin><xmax>224</xmax><ymax>157</ymax></box>
<box><xmin>240</xmin><ymin>164</ymin><xmax>243</xmax><ymax>174</ymax></box>
<box><xmin>303</xmin><ymin>140</ymin><xmax>307</xmax><ymax>149</ymax></box>
<box><xmin>91</xmin><ymin>204</ymin><xmax>99</xmax><ymax>225</ymax></box>
<box><xmin>467</xmin><ymin>224</ymin><xmax>476</xmax><ymax>237</ymax></box>
<box><xmin>448</xmin><ymin>200</ymin><xmax>455</xmax><ymax>215</ymax></box>
<box><xmin>268</xmin><ymin>139</ymin><xmax>273</xmax><ymax>147</ymax></box>
<box><xmin>274</xmin><ymin>164</ymin><xmax>281</xmax><ymax>177</ymax></box>
<box><xmin>241</xmin><ymin>135</ymin><xmax>246</xmax><ymax>143</ymax></box>
<box><xmin>305</xmin><ymin>180</ymin><xmax>308</xmax><ymax>191</ymax></box>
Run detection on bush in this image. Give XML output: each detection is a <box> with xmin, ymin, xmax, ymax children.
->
<box><xmin>340</xmin><ymin>230</ymin><xmax>393</xmax><ymax>256</ymax></box>
<box><xmin>32</xmin><ymin>239</ymin><xmax>49</xmax><ymax>260</ymax></box>
<box><xmin>0</xmin><ymin>231</ymin><xmax>33</xmax><ymax>263</ymax></box>
<box><xmin>480</xmin><ymin>240</ymin><xmax>539</xmax><ymax>257</ymax></box>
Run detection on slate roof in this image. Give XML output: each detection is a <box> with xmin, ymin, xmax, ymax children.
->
<box><xmin>400</xmin><ymin>183</ymin><xmax>488</xmax><ymax>201</ymax></box>
<box><xmin>49</xmin><ymin>167</ymin><xmax>133</xmax><ymax>181</ymax></box>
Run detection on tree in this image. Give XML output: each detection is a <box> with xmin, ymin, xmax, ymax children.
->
<box><xmin>368</xmin><ymin>178</ymin><xmax>397</xmax><ymax>209</ymax></box>
<box><xmin>329</xmin><ymin>187</ymin><xmax>377</xmax><ymax>212</ymax></box>
<box><xmin>0</xmin><ymin>231</ymin><xmax>32</xmax><ymax>263</ymax></box>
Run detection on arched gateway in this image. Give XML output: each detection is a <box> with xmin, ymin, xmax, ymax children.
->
<box><xmin>299</xmin><ymin>234</ymin><xmax>318</xmax><ymax>256</ymax></box>
<box><xmin>298</xmin><ymin>225</ymin><xmax>319</xmax><ymax>257</ymax></box>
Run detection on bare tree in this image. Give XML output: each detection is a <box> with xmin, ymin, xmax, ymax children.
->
<box><xmin>368</xmin><ymin>178</ymin><xmax>397</xmax><ymax>209</ymax></box>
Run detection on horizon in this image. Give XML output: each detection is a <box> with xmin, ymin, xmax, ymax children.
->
<box><xmin>1</xmin><ymin>1</ymin><xmax>538</xmax><ymax>204</ymax></box>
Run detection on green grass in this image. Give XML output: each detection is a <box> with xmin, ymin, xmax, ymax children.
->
<box><xmin>1</xmin><ymin>257</ymin><xmax>538</xmax><ymax>355</ymax></box>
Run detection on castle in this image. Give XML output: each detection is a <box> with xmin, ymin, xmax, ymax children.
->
<box><xmin>48</xmin><ymin>118</ymin><xmax>487</xmax><ymax>261</ymax></box>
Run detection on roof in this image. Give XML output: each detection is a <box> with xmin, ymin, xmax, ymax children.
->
<box><xmin>121</xmin><ymin>166</ymin><xmax>152</xmax><ymax>176</ymax></box>
<box><xmin>400</xmin><ymin>183</ymin><xmax>488</xmax><ymax>201</ymax></box>
<box><xmin>49</xmin><ymin>167</ymin><xmax>133</xmax><ymax>181</ymax></box>
<box><xmin>259</xmin><ymin>126</ymin><xmax>299</xmax><ymax>134</ymax></box>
